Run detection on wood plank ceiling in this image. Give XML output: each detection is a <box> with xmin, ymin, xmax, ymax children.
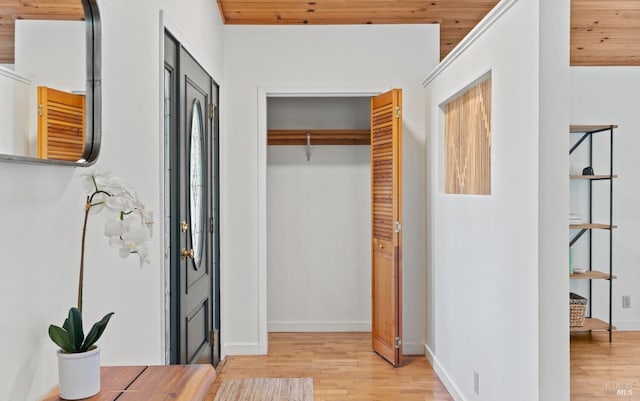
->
<box><xmin>0</xmin><ymin>0</ymin><xmax>84</xmax><ymax>64</ymax></box>
<box><xmin>217</xmin><ymin>0</ymin><xmax>640</xmax><ymax>66</ymax></box>
<box><xmin>217</xmin><ymin>0</ymin><xmax>499</xmax><ymax>61</ymax></box>
<box><xmin>0</xmin><ymin>1</ymin><xmax>636</xmax><ymax>66</ymax></box>
<box><xmin>571</xmin><ymin>0</ymin><xmax>640</xmax><ymax>66</ymax></box>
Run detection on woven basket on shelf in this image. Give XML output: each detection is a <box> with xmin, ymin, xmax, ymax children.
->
<box><xmin>570</xmin><ymin>292</ymin><xmax>587</xmax><ymax>327</ymax></box>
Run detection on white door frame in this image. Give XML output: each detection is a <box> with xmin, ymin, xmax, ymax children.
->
<box><xmin>257</xmin><ymin>84</ymin><xmax>389</xmax><ymax>354</ymax></box>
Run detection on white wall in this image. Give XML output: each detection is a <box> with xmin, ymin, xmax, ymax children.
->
<box><xmin>268</xmin><ymin>97</ymin><xmax>370</xmax><ymax>129</ymax></box>
<box><xmin>570</xmin><ymin>67</ymin><xmax>640</xmax><ymax>331</ymax></box>
<box><xmin>0</xmin><ymin>0</ymin><xmax>224</xmax><ymax>400</ymax></box>
<box><xmin>267</xmin><ymin>97</ymin><xmax>371</xmax><ymax>332</ymax></box>
<box><xmin>424</xmin><ymin>0</ymin><xmax>568</xmax><ymax>399</ymax></box>
<box><xmin>15</xmin><ymin>20</ymin><xmax>86</xmax><ymax>92</ymax></box>
<box><xmin>222</xmin><ymin>25</ymin><xmax>438</xmax><ymax>355</ymax></box>
<box><xmin>267</xmin><ymin>146</ymin><xmax>371</xmax><ymax>331</ymax></box>
<box><xmin>538</xmin><ymin>0</ymin><xmax>570</xmax><ymax>399</ymax></box>
<box><xmin>0</xmin><ymin>68</ymin><xmax>30</xmax><ymax>156</ymax></box>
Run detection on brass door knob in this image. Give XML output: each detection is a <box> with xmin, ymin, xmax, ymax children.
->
<box><xmin>181</xmin><ymin>248</ymin><xmax>194</xmax><ymax>260</ymax></box>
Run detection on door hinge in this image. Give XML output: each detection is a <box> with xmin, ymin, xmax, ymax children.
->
<box><xmin>394</xmin><ymin>221</ymin><xmax>402</xmax><ymax>233</ymax></box>
<box><xmin>395</xmin><ymin>337</ymin><xmax>402</xmax><ymax>349</ymax></box>
<box><xmin>210</xmin><ymin>217</ymin><xmax>215</xmax><ymax>233</ymax></box>
<box><xmin>210</xmin><ymin>329</ymin><xmax>219</xmax><ymax>348</ymax></box>
<box><xmin>395</xmin><ymin>106</ymin><xmax>402</xmax><ymax>118</ymax></box>
<box><xmin>209</xmin><ymin>103</ymin><xmax>215</xmax><ymax>120</ymax></box>
<box><xmin>38</xmin><ymin>104</ymin><xmax>44</xmax><ymax>117</ymax></box>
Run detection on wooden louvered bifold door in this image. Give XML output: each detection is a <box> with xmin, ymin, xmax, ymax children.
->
<box><xmin>371</xmin><ymin>88</ymin><xmax>402</xmax><ymax>367</ymax></box>
<box><xmin>37</xmin><ymin>86</ymin><xmax>86</xmax><ymax>161</ymax></box>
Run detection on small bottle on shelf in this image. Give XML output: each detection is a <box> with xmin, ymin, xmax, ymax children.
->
<box><xmin>569</xmin><ymin>248</ymin><xmax>574</xmax><ymax>275</ymax></box>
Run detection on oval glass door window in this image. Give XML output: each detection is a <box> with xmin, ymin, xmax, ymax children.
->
<box><xmin>189</xmin><ymin>99</ymin><xmax>205</xmax><ymax>269</ymax></box>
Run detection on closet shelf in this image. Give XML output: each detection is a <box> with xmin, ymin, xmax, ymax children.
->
<box><xmin>268</xmin><ymin>129</ymin><xmax>370</xmax><ymax>146</ymax></box>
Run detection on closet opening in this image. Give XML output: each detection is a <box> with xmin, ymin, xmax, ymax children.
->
<box><xmin>266</xmin><ymin>96</ymin><xmax>372</xmax><ymax>336</ymax></box>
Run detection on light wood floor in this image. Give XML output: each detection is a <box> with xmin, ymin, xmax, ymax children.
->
<box><xmin>205</xmin><ymin>331</ymin><xmax>640</xmax><ymax>400</ymax></box>
<box><xmin>206</xmin><ymin>332</ymin><xmax>453</xmax><ymax>401</ymax></box>
<box><xmin>571</xmin><ymin>331</ymin><xmax>640</xmax><ymax>401</ymax></box>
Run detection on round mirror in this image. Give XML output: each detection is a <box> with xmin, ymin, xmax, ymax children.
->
<box><xmin>189</xmin><ymin>99</ymin><xmax>205</xmax><ymax>269</ymax></box>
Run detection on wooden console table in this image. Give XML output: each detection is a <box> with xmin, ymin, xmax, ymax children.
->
<box><xmin>43</xmin><ymin>365</ymin><xmax>216</xmax><ymax>401</ymax></box>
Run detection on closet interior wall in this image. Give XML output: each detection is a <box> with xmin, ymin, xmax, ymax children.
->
<box><xmin>266</xmin><ymin>96</ymin><xmax>372</xmax><ymax>332</ymax></box>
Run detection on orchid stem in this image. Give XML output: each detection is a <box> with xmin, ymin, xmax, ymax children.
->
<box><xmin>78</xmin><ymin>196</ymin><xmax>91</xmax><ymax>312</ymax></box>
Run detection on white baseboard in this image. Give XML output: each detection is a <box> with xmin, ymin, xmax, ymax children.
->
<box><xmin>614</xmin><ymin>320</ymin><xmax>640</xmax><ymax>331</ymax></box>
<box><xmin>268</xmin><ymin>321</ymin><xmax>371</xmax><ymax>332</ymax></box>
<box><xmin>425</xmin><ymin>344</ymin><xmax>467</xmax><ymax>401</ymax></box>
<box><xmin>223</xmin><ymin>342</ymin><xmax>262</xmax><ymax>356</ymax></box>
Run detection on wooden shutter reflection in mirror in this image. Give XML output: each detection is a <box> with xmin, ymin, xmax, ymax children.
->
<box><xmin>37</xmin><ymin>86</ymin><xmax>85</xmax><ymax>161</ymax></box>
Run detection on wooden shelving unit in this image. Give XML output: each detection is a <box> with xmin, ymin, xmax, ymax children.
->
<box><xmin>267</xmin><ymin>129</ymin><xmax>370</xmax><ymax>146</ymax></box>
<box><xmin>571</xmin><ymin>318</ymin><xmax>616</xmax><ymax>332</ymax></box>
<box><xmin>569</xmin><ymin>124</ymin><xmax>617</xmax><ymax>341</ymax></box>
<box><xmin>570</xmin><ymin>271</ymin><xmax>617</xmax><ymax>280</ymax></box>
<box><xmin>570</xmin><ymin>223</ymin><xmax>617</xmax><ymax>230</ymax></box>
<box><xmin>569</xmin><ymin>125</ymin><xmax>617</xmax><ymax>134</ymax></box>
<box><xmin>570</xmin><ymin>175</ymin><xmax>618</xmax><ymax>180</ymax></box>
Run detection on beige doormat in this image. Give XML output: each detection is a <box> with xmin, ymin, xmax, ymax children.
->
<box><xmin>213</xmin><ymin>378</ymin><xmax>313</xmax><ymax>401</ymax></box>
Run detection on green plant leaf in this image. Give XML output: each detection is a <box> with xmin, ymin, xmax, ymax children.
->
<box><xmin>48</xmin><ymin>325</ymin><xmax>75</xmax><ymax>353</ymax></box>
<box><xmin>81</xmin><ymin>312</ymin><xmax>114</xmax><ymax>352</ymax></box>
<box><xmin>66</xmin><ymin>307</ymin><xmax>84</xmax><ymax>352</ymax></box>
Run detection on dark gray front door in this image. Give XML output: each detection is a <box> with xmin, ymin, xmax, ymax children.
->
<box><xmin>165</xmin><ymin>31</ymin><xmax>220</xmax><ymax>366</ymax></box>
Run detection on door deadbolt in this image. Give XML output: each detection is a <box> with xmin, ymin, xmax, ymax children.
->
<box><xmin>181</xmin><ymin>221</ymin><xmax>188</xmax><ymax>233</ymax></box>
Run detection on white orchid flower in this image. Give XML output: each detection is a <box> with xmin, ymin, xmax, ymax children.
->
<box><xmin>108</xmin><ymin>235</ymin><xmax>124</xmax><ymax>249</ymax></box>
<box><xmin>81</xmin><ymin>169</ymin><xmax>154</xmax><ymax>269</ymax></box>
<box><xmin>104</xmin><ymin>219</ymin><xmax>125</xmax><ymax>237</ymax></box>
<box><xmin>105</xmin><ymin>195</ymin><xmax>134</xmax><ymax>213</ymax></box>
<box><xmin>141</xmin><ymin>209</ymin><xmax>153</xmax><ymax>223</ymax></box>
<box><xmin>93</xmin><ymin>174</ymin><xmax>118</xmax><ymax>193</ymax></box>
<box><xmin>82</xmin><ymin>168</ymin><xmax>110</xmax><ymax>191</ymax></box>
<box><xmin>112</xmin><ymin>220</ymin><xmax>151</xmax><ymax>266</ymax></box>
<box><xmin>141</xmin><ymin>209</ymin><xmax>154</xmax><ymax>234</ymax></box>
<box><xmin>117</xmin><ymin>237</ymin><xmax>149</xmax><ymax>267</ymax></box>
<box><xmin>135</xmin><ymin>243</ymin><xmax>150</xmax><ymax>267</ymax></box>
<box><xmin>72</xmin><ymin>169</ymin><xmax>154</xmax><ymax>317</ymax></box>
<box><xmin>122</xmin><ymin>225</ymin><xmax>148</xmax><ymax>243</ymax></box>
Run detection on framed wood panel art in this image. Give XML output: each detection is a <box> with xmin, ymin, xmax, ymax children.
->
<box><xmin>444</xmin><ymin>77</ymin><xmax>491</xmax><ymax>195</ymax></box>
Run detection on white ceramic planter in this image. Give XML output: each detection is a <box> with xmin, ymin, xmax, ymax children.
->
<box><xmin>57</xmin><ymin>346</ymin><xmax>101</xmax><ymax>400</ymax></box>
